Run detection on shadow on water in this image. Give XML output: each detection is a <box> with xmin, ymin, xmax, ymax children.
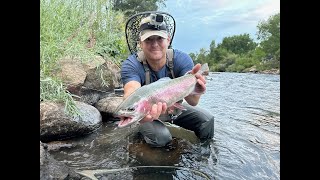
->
<box><xmin>49</xmin><ymin>72</ymin><xmax>280</xmax><ymax>180</ymax></box>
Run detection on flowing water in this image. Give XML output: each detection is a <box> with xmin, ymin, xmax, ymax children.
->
<box><xmin>49</xmin><ymin>72</ymin><xmax>280</xmax><ymax>180</ymax></box>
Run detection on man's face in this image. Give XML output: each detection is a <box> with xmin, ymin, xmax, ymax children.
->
<box><xmin>140</xmin><ymin>35</ymin><xmax>170</xmax><ymax>61</ymax></box>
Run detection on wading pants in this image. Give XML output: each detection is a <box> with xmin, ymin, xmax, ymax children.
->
<box><xmin>138</xmin><ymin>102</ymin><xmax>215</xmax><ymax>147</ymax></box>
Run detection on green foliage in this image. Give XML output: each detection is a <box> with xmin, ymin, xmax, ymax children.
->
<box><xmin>217</xmin><ymin>33</ymin><xmax>257</xmax><ymax>55</ymax></box>
<box><xmin>195</xmin><ymin>48</ymin><xmax>209</xmax><ymax>64</ymax></box>
<box><xmin>211</xmin><ymin>53</ymin><xmax>237</xmax><ymax>72</ymax></box>
<box><xmin>212</xmin><ymin>63</ymin><xmax>227</xmax><ymax>72</ymax></box>
<box><xmin>40</xmin><ymin>72</ymin><xmax>82</xmax><ymax>117</ymax></box>
<box><xmin>189</xmin><ymin>52</ymin><xmax>198</xmax><ymax>63</ymax></box>
<box><xmin>223</xmin><ymin>54</ymin><xmax>237</xmax><ymax>66</ymax></box>
<box><xmin>209</xmin><ymin>40</ymin><xmax>216</xmax><ymax>52</ymax></box>
<box><xmin>248</xmin><ymin>47</ymin><xmax>266</xmax><ymax>61</ymax></box>
<box><xmin>190</xmin><ymin>12</ymin><xmax>280</xmax><ymax>73</ymax></box>
<box><xmin>40</xmin><ymin>0</ymin><xmax>127</xmax><ymax>116</ymax></box>
<box><xmin>240</xmin><ymin>55</ymin><xmax>259</xmax><ymax>68</ymax></box>
<box><xmin>94</xmin><ymin>10</ymin><xmax>129</xmax><ymax>66</ymax></box>
<box><xmin>212</xmin><ymin>48</ymin><xmax>229</xmax><ymax>63</ymax></box>
<box><xmin>257</xmin><ymin>13</ymin><xmax>280</xmax><ymax>61</ymax></box>
<box><xmin>256</xmin><ymin>59</ymin><xmax>280</xmax><ymax>71</ymax></box>
<box><xmin>113</xmin><ymin>0</ymin><xmax>167</xmax><ymax>17</ymax></box>
<box><xmin>202</xmin><ymin>40</ymin><xmax>216</xmax><ymax>67</ymax></box>
<box><xmin>226</xmin><ymin>64</ymin><xmax>245</xmax><ymax>72</ymax></box>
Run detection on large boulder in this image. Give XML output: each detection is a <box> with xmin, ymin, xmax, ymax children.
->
<box><xmin>55</xmin><ymin>56</ymin><xmax>122</xmax><ymax>105</ymax></box>
<box><xmin>40</xmin><ymin>101</ymin><xmax>102</xmax><ymax>142</ymax></box>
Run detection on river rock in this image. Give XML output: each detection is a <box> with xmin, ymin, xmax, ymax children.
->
<box><xmin>40</xmin><ymin>101</ymin><xmax>102</xmax><ymax>142</ymax></box>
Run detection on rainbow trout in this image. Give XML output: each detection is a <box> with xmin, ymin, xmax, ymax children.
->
<box><xmin>114</xmin><ymin>64</ymin><xmax>209</xmax><ymax>128</ymax></box>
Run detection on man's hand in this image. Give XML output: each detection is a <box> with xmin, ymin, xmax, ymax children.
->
<box><xmin>191</xmin><ymin>64</ymin><xmax>206</xmax><ymax>94</ymax></box>
<box><xmin>184</xmin><ymin>64</ymin><xmax>207</xmax><ymax>106</ymax></box>
<box><xmin>140</xmin><ymin>102</ymin><xmax>167</xmax><ymax>123</ymax></box>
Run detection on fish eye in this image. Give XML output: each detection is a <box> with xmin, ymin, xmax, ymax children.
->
<box><xmin>127</xmin><ymin>107</ymin><xmax>135</xmax><ymax>111</ymax></box>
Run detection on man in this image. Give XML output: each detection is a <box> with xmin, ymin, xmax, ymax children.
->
<box><xmin>120</xmin><ymin>12</ymin><xmax>214</xmax><ymax>147</ymax></box>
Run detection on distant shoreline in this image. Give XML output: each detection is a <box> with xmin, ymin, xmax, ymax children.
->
<box><xmin>209</xmin><ymin>69</ymin><xmax>280</xmax><ymax>75</ymax></box>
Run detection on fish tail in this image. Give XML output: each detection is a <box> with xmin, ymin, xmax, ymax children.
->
<box><xmin>199</xmin><ymin>63</ymin><xmax>209</xmax><ymax>76</ymax></box>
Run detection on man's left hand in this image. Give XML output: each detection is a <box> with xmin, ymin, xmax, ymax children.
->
<box><xmin>191</xmin><ymin>64</ymin><xmax>206</xmax><ymax>94</ymax></box>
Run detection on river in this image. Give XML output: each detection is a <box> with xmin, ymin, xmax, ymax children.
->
<box><xmin>49</xmin><ymin>72</ymin><xmax>280</xmax><ymax>180</ymax></box>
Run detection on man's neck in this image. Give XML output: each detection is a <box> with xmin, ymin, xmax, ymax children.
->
<box><xmin>147</xmin><ymin>55</ymin><xmax>166</xmax><ymax>72</ymax></box>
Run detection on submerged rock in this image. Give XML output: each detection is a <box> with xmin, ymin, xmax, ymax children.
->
<box><xmin>40</xmin><ymin>141</ymin><xmax>81</xmax><ymax>180</ymax></box>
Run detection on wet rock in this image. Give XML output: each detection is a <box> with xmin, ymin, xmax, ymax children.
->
<box><xmin>79</xmin><ymin>87</ymin><xmax>112</xmax><ymax>106</ymax></box>
<box><xmin>95</xmin><ymin>96</ymin><xmax>123</xmax><ymax>114</ymax></box>
<box><xmin>40</xmin><ymin>101</ymin><xmax>102</xmax><ymax>142</ymax></box>
<box><xmin>46</xmin><ymin>141</ymin><xmax>75</xmax><ymax>152</ymax></box>
<box><xmin>55</xmin><ymin>56</ymin><xmax>122</xmax><ymax>98</ymax></box>
<box><xmin>40</xmin><ymin>141</ymin><xmax>81</xmax><ymax>180</ymax></box>
<box><xmin>82</xmin><ymin>56</ymin><xmax>121</xmax><ymax>92</ymax></box>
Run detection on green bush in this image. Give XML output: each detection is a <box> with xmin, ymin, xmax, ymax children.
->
<box><xmin>226</xmin><ymin>64</ymin><xmax>245</xmax><ymax>72</ymax></box>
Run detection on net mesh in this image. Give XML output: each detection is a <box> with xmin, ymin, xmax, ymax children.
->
<box><xmin>125</xmin><ymin>11</ymin><xmax>176</xmax><ymax>54</ymax></box>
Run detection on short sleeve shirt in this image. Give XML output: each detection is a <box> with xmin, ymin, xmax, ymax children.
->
<box><xmin>121</xmin><ymin>49</ymin><xmax>194</xmax><ymax>86</ymax></box>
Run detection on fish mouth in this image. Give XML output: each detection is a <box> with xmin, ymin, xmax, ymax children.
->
<box><xmin>118</xmin><ymin>116</ymin><xmax>135</xmax><ymax>128</ymax></box>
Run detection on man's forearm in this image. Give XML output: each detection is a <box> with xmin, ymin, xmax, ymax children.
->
<box><xmin>184</xmin><ymin>94</ymin><xmax>201</xmax><ymax>106</ymax></box>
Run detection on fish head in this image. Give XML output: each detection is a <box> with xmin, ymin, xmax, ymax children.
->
<box><xmin>114</xmin><ymin>98</ymin><xmax>152</xmax><ymax>128</ymax></box>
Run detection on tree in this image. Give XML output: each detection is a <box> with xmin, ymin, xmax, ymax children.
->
<box><xmin>189</xmin><ymin>52</ymin><xmax>198</xmax><ymax>63</ymax></box>
<box><xmin>196</xmin><ymin>48</ymin><xmax>209</xmax><ymax>65</ymax></box>
<box><xmin>208</xmin><ymin>40</ymin><xmax>216</xmax><ymax>59</ymax></box>
<box><xmin>257</xmin><ymin>13</ymin><xmax>280</xmax><ymax>61</ymax></box>
<box><xmin>206</xmin><ymin>40</ymin><xmax>219</xmax><ymax>66</ymax></box>
<box><xmin>209</xmin><ymin>40</ymin><xmax>216</xmax><ymax>53</ymax></box>
<box><xmin>212</xmin><ymin>48</ymin><xmax>229</xmax><ymax>63</ymax></box>
<box><xmin>217</xmin><ymin>34</ymin><xmax>257</xmax><ymax>55</ymax></box>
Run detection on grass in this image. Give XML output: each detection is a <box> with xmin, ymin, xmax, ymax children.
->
<box><xmin>40</xmin><ymin>0</ymin><xmax>127</xmax><ymax>117</ymax></box>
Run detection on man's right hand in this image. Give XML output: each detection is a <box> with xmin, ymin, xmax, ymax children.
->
<box><xmin>140</xmin><ymin>102</ymin><xmax>167</xmax><ymax>123</ymax></box>
<box><xmin>123</xmin><ymin>81</ymin><xmax>168</xmax><ymax>124</ymax></box>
